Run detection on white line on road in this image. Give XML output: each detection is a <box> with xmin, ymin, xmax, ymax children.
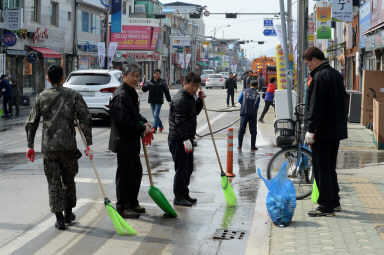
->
<box><xmin>75</xmin><ymin>177</ymin><xmax>113</xmax><ymax>184</ymax></box>
<box><xmin>0</xmin><ymin>198</ymin><xmax>95</xmax><ymax>255</ymax></box>
<box><xmin>196</xmin><ymin>112</ymin><xmax>228</xmax><ymax>134</ymax></box>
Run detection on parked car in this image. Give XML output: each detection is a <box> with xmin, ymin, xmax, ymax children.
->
<box><xmin>220</xmin><ymin>72</ymin><xmax>229</xmax><ymax>80</ymax></box>
<box><xmin>206</xmin><ymin>74</ymin><xmax>225</xmax><ymax>89</ymax></box>
<box><xmin>200</xmin><ymin>69</ymin><xmax>214</xmax><ymax>86</ymax></box>
<box><xmin>63</xmin><ymin>69</ymin><xmax>123</xmax><ymax>119</ymax></box>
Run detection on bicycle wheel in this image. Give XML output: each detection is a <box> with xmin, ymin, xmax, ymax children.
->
<box><xmin>266</xmin><ymin>145</ymin><xmax>313</xmax><ymax>200</ymax></box>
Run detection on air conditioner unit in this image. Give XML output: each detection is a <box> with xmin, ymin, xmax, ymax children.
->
<box><xmin>134</xmin><ymin>5</ymin><xmax>145</xmax><ymax>14</ymax></box>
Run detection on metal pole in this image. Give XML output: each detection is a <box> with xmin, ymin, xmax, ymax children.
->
<box><xmin>279</xmin><ymin>0</ymin><xmax>293</xmax><ymax>119</ymax></box>
<box><xmin>297</xmin><ymin>0</ymin><xmax>308</xmax><ymax>104</ymax></box>
<box><xmin>73</xmin><ymin>1</ymin><xmax>79</xmax><ymax>70</ymax></box>
<box><xmin>287</xmin><ymin>0</ymin><xmax>292</xmax><ymax>56</ymax></box>
<box><xmin>104</xmin><ymin>2</ymin><xmax>110</xmax><ymax>69</ymax></box>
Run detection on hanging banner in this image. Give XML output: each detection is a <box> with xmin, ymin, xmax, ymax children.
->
<box><xmin>111</xmin><ymin>0</ymin><xmax>122</xmax><ymax>33</ymax></box>
<box><xmin>332</xmin><ymin>0</ymin><xmax>353</xmax><ymax>22</ymax></box>
<box><xmin>111</xmin><ymin>25</ymin><xmax>159</xmax><ymax>50</ymax></box>
<box><xmin>108</xmin><ymin>42</ymin><xmax>118</xmax><ymax>68</ymax></box>
<box><xmin>359</xmin><ymin>0</ymin><xmax>371</xmax><ymax>49</ymax></box>
<box><xmin>316</xmin><ymin>4</ymin><xmax>332</xmax><ymax>39</ymax></box>
<box><xmin>97</xmin><ymin>42</ymin><xmax>105</xmax><ymax>68</ymax></box>
<box><xmin>178</xmin><ymin>53</ymin><xmax>185</xmax><ymax>69</ymax></box>
<box><xmin>185</xmin><ymin>54</ymin><xmax>192</xmax><ymax>68</ymax></box>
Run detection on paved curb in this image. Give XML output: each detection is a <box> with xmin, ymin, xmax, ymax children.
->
<box><xmin>245</xmin><ymin>181</ymin><xmax>271</xmax><ymax>255</ymax></box>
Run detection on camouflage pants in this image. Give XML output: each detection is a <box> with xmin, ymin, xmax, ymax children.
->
<box><xmin>43</xmin><ymin>151</ymin><xmax>79</xmax><ymax>213</ymax></box>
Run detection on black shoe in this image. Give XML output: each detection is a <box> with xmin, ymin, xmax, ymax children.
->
<box><xmin>232</xmin><ymin>104</ymin><xmax>236</xmax><ymax>107</ymax></box>
<box><xmin>119</xmin><ymin>208</ymin><xmax>140</xmax><ymax>219</ymax></box>
<box><xmin>334</xmin><ymin>206</ymin><xmax>342</xmax><ymax>212</ymax></box>
<box><xmin>185</xmin><ymin>194</ymin><xmax>197</xmax><ymax>204</ymax></box>
<box><xmin>308</xmin><ymin>208</ymin><xmax>335</xmax><ymax>217</ymax></box>
<box><xmin>131</xmin><ymin>204</ymin><xmax>146</xmax><ymax>213</ymax></box>
<box><xmin>64</xmin><ymin>211</ymin><xmax>76</xmax><ymax>224</ymax></box>
<box><xmin>258</xmin><ymin>119</ymin><xmax>264</xmax><ymax>123</ymax></box>
<box><xmin>55</xmin><ymin>212</ymin><xmax>66</xmax><ymax>230</ymax></box>
<box><xmin>174</xmin><ymin>197</ymin><xmax>193</xmax><ymax>207</ymax></box>
<box><xmin>251</xmin><ymin>147</ymin><xmax>258</xmax><ymax>152</ymax></box>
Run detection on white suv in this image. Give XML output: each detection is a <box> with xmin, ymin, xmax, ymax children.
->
<box><xmin>64</xmin><ymin>69</ymin><xmax>123</xmax><ymax>119</ymax></box>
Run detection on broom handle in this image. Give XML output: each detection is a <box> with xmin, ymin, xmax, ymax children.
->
<box><xmin>141</xmin><ymin>138</ymin><xmax>154</xmax><ymax>186</ymax></box>
<box><xmin>74</xmin><ymin>118</ymin><xmax>107</xmax><ymax>198</ymax></box>
<box><xmin>202</xmin><ymin>98</ymin><xmax>224</xmax><ymax>173</ymax></box>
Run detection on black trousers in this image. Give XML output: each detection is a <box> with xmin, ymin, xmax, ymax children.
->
<box><xmin>3</xmin><ymin>96</ymin><xmax>13</xmax><ymax>115</ymax></box>
<box><xmin>238</xmin><ymin>114</ymin><xmax>257</xmax><ymax>149</ymax></box>
<box><xmin>227</xmin><ymin>90</ymin><xmax>235</xmax><ymax>105</ymax></box>
<box><xmin>311</xmin><ymin>140</ymin><xmax>340</xmax><ymax>211</ymax></box>
<box><xmin>168</xmin><ymin>140</ymin><xmax>194</xmax><ymax>198</ymax></box>
<box><xmin>115</xmin><ymin>153</ymin><xmax>143</xmax><ymax>211</ymax></box>
<box><xmin>259</xmin><ymin>100</ymin><xmax>274</xmax><ymax>120</ymax></box>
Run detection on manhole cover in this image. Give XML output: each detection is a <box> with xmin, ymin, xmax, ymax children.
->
<box><xmin>213</xmin><ymin>229</ymin><xmax>246</xmax><ymax>240</ymax></box>
<box><xmin>375</xmin><ymin>225</ymin><xmax>384</xmax><ymax>233</ymax></box>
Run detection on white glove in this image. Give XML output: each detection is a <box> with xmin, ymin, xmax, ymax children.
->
<box><xmin>183</xmin><ymin>140</ymin><xmax>193</xmax><ymax>154</ymax></box>
<box><xmin>198</xmin><ymin>90</ymin><xmax>206</xmax><ymax>99</ymax></box>
<box><xmin>304</xmin><ymin>132</ymin><xmax>315</xmax><ymax>145</ymax></box>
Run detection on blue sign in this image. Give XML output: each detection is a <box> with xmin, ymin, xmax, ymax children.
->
<box><xmin>263</xmin><ymin>29</ymin><xmax>277</xmax><ymax>36</ymax></box>
<box><xmin>100</xmin><ymin>0</ymin><xmax>110</xmax><ymax>7</ymax></box>
<box><xmin>111</xmin><ymin>0</ymin><xmax>122</xmax><ymax>33</ymax></box>
<box><xmin>264</xmin><ymin>19</ymin><xmax>274</xmax><ymax>27</ymax></box>
<box><xmin>2</xmin><ymin>31</ymin><xmax>17</xmax><ymax>47</ymax></box>
<box><xmin>359</xmin><ymin>0</ymin><xmax>370</xmax><ymax>49</ymax></box>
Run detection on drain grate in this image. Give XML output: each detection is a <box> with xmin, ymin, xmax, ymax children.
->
<box><xmin>213</xmin><ymin>229</ymin><xmax>246</xmax><ymax>240</ymax></box>
<box><xmin>375</xmin><ymin>225</ymin><xmax>384</xmax><ymax>233</ymax></box>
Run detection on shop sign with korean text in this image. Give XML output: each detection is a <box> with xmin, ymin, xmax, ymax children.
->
<box><xmin>331</xmin><ymin>0</ymin><xmax>353</xmax><ymax>22</ymax></box>
<box><xmin>4</xmin><ymin>9</ymin><xmax>23</xmax><ymax>30</ymax></box>
<box><xmin>171</xmin><ymin>36</ymin><xmax>191</xmax><ymax>48</ymax></box>
<box><xmin>316</xmin><ymin>3</ymin><xmax>332</xmax><ymax>39</ymax></box>
<box><xmin>359</xmin><ymin>0</ymin><xmax>371</xmax><ymax>49</ymax></box>
<box><xmin>110</xmin><ymin>25</ymin><xmax>159</xmax><ymax>50</ymax></box>
<box><xmin>2</xmin><ymin>31</ymin><xmax>17</xmax><ymax>47</ymax></box>
<box><xmin>370</xmin><ymin>0</ymin><xmax>384</xmax><ymax>28</ymax></box>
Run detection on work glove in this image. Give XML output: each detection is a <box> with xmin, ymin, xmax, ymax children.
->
<box><xmin>304</xmin><ymin>132</ymin><xmax>315</xmax><ymax>145</ymax></box>
<box><xmin>26</xmin><ymin>148</ymin><xmax>35</xmax><ymax>162</ymax></box>
<box><xmin>183</xmin><ymin>140</ymin><xmax>193</xmax><ymax>154</ymax></box>
<box><xmin>198</xmin><ymin>89</ymin><xmax>206</xmax><ymax>99</ymax></box>
<box><xmin>84</xmin><ymin>145</ymin><xmax>93</xmax><ymax>160</ymax></box>
<box><xmin>143</xmin><ymin>132</ymin><xmax>154</xmax><ymax>146</ymax></box>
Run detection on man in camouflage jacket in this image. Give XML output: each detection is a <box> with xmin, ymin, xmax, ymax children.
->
<box><xmin>25</xmin><ymin>65</ymin><xmax>92</xmax><ymax>230</ymax></box>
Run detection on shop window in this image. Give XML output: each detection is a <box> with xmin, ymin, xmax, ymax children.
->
<box><xmin>82</xmin><ymin>11</ymin><xmax>89</xmax><ymax>32</ymax></box>
<box><xmin>3</xmin><ymin>0</ymin><xmax>20</xmax><ymax>9</ymax></box>
<box><xmin>31</xmin><ymin>0</ymin><xmax>39</xmax><ymax>22</ymax></box>
<box><xmin>123</xmin><ymin>1</ymin><xmax>127</xmax><ymax>15</ymax></box>
<box><xmin>50</xmin><ymin>1</ymin><xmax>59</xmax><ymax>26</ymax></box>
<box><xmin>68</xmin><ymin>12</ymin><xmax>71</xmax><ymax>21</ymax></box>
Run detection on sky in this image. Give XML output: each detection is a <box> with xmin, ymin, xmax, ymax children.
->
<box><xmin>161</xmin><ymin>0</ymin><xmax>315</xmax><ymax>60</ymax></box>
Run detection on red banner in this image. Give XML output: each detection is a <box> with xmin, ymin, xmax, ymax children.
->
<box><xmin>111</xmin><ymin>25</ymin><xmax>159</xmax><ymax>50</ymax></box>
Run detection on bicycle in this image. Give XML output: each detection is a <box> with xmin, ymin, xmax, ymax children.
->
<box><xmin>266</xmin><ymin>104</ymin><xmax>314</xmax><ymax>200</ymax></box>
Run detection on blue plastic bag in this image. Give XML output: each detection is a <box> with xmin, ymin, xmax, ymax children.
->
<box><xmin>257</xmin><ymin>162</ymin><xmax>296</xmax><ymax>227</ymax></box>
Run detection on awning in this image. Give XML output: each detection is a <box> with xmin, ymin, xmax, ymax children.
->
<box><xmin>196</xmin><ymin>61</ymin><xmax>209</xmax><ymax>66</ymax></box>
<box><xmin>30</xmin><ymin>46</ymin><xmax>61</xmax><ymax>58</ymax></box>
<box><xmin>6</xmin><ymin>50</ymin><xmax>28</xmax><ymax>56</ymax></box>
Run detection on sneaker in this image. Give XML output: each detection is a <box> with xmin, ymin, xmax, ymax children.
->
<box><xmin>334</xmin><ymin>206</ymin><xmax>342</xmax><ymax>212</ymax></box>
<box><xmin>308</xmin><ymin>208</ymin><xmax>335</xmax><ymax>217</ymax></box>
<box><xmin>151</xmin><ymin>128</ymin><xmax>157</xmax><ymax>134</ymax></box>
<box><xmin>55</xmin><ymin>212</ymin><xmax>66</xmax><ymax>230</ymax></box>
<box><xmin>159</xmin><ymin>127</ymin><xmax>164</xmax><ymax>133</ymax></box>
<box><xmin>119</xmin><ymin>208</ymin><xmax>140</xmax><ymax>218</ymax></box>
<box><xmin>131</xmin><ymin>204</ymin><xmax>146</xmax><ymax>213</ymax></box>
<box><xmin>64</xmin><ymin>211</ymin><xmax>76</xmax><ymax>224</ymax></box>
<box><xmin>174</xmin><ymin>197</ymin><xmax>193</xmax><ymax>207</ymax></box>
<box><xmin>227</xmin><ymin>104</ymin><xmax>230</xmax><ymax>108</ymax></box>
<box><xmin>251</xmin><ymin>147</ymin><xmax>258</xmax><ymax>152</ymax></box>
<box><xmin>232</xmin><ymin>104</ymin><xmax>236</xmax><ymax>107</ymax></box>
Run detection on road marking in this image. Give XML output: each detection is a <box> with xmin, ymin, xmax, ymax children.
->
<box><xmin>0</xmin><ymin>198</ymin><xmax>95</xmax><ymax>254</ymax></box>
<box><xmin>75</xmin><ymin>177</ymin><xmax>113</xmax><ymax>184</ymax></box>
<box><xmin>196</xmin><ymin>112</ymin><xmax>227</xmax><ymax>134</ymax></box>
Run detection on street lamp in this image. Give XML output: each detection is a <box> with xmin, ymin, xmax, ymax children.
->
<box><xmin>210</xmin><ymin>25</ymin><xmax>231</xmax><ymax>39</ymax></box>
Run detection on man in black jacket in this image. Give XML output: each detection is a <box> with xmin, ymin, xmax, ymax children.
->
<box><xmin>225</xmin><ymin>72</ymin><xmax>237</xmax><ymax>107</ymax></box>
<box><xmin>142</xmin><ymin>69</ymin><xmax>172</xmax><ymax>133</ymax></box>
<box><xmin>303</xmin><ymin>46</ymin><xmax>348</xmax><ymax>217</ymax></box>
<box><xmin>168</xmin><ymin>72</ymin><xmax>205</xmax><ymax>207</ymax></box>
<box><xmin>109</xmin><ymin>63</ymin><xmax>152</xmax><ymax>218</ymax></box>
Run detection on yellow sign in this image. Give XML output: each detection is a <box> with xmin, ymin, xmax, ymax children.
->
<box><xmin>202</xmin><ymin>41</ymin><xmax>210</xmax><ymax>46</ymax></box>
<box><xmin>275</xmin><ymin>44</ymin><xmax>296</xmax><ymax>90</ymax></box>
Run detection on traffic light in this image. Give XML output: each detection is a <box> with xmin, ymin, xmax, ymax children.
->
<box><xmin>257</xmin><ymin>41</ymin><xmax>264</xmax><ymax>44</ymax></box>
<box><xmin>226</xmin><ymin>13</ymin><xmax>237</xmax><ymax>18</ymax></box>
<box><xmin>155</xmin><ymin>14</ymin><xmax>166</xmax><ymax>19</ymax></box>
<box><xmin>238</xmin><ymin>41</ymin><xmax>245</xmax><ymax>44</ymax></box>
<box><xmin>189</xmin><ymin>12</ymin><xmax>201</xmax><ymax>18</ymax></box>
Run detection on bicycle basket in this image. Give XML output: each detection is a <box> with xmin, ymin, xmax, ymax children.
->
<box><xmin>274</xmin><ymin>119</ymin><xmax>295</xmax><ymax>147</ymax></box>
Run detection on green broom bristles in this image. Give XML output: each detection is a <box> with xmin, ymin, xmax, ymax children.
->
<box><xmin>104</xmin><ymin>199</ymin><xmax>136</xmax><ymax>235</ymax></box>
<box><xmin>221</xmin><ymin>173</ymin><xmax>237</xmax><ymax>207</ymax></box>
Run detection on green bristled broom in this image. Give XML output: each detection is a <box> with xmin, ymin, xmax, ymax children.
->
<box><xmin>75</xmin><ymin>118</ymin><xmax>136</xmax><ymax>235</ymax></box>
<box><xmin>202</xmin><ymin>97</ymin><xmax>237</xmax><ymax>207</ymax></box>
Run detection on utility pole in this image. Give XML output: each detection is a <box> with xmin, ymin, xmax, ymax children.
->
<box><xmin>104</xmin><ymin>1</ymin><xmax>110</xmax><ymax>69</ymax></box>
<box><xmin>73</xmin><ymin>0</ymin><xmax>79</xmax><ymax>70</ymax></box>
<box><xmin>287</xmin><ymin>0</ymin><xmax>293</xmax><ymax>56</ymax></box>
<box><xmin>297</xmin><ymin>0</ymin><xmax>308</xmax><ymax>104</ymax></box>
<box><xmin>279</xmin><ymin>0</ymin><xmax>293</xmax><ymax>119</ymax></box>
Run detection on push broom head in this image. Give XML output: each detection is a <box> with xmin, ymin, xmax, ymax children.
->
<box><xmin>221</xmin><ymin>172</ymin><xmax>237</xmax><ymax>207</ymax></box>
<box><xmin>148</xmin><ymin>186</ymin><xmax>178</xmax><ymax>217</ymax></box>
<box><xmin>104</xmin><ymin>198</ymin><xmax>137</xmax><ymax>235</ymax></box>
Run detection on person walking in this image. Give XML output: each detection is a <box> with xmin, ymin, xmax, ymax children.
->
<box><xmin>0</xmin><ymin>74</ymin><xmax>14</xmax><ymax>118</ymax></box>
<box><xmin>168</xmin><ymin>72</ymin><xmax>205</xmax><ymax>207</ymax></box>
<box><xmin>108</xmin><ymin>63</ymin><xmax>152</xmax><ymax>219</ymax></box>
<box><xmin>10</xmin><ymin>78</ymin><xmax>20</xmax><ymax>116</ymax></box>
<box><xmin>142</xmin><ymin>69</ymin><xmax>172</xmax><ymax>133</ymax></box>
<box><xmin>25</xmin><ymin>65</ymin><xmax>93</xmax><ymax>230</ymax></box>
<box><xmin>237</xmin><ymin>80</ymin><xmax>260</xmax><ymax>152</ymax></box>
<box><xmin>244</xmin><ymin>71</ymin><xmax>253</xmax><ymax>89</ymax></box>
<box><xmin>303</xmin><ymin>46</ymin><xmax>348</xmax><ymax>217</ymax></box>
<box><xmin>258</xmin><ymin>77</ymin><xmax>277</xmax><ymax>123</ymax></box>
<box><xmin>225</xmin><ymin>72</ymin><xmax>237</xmax><ymax>107</ymax></box>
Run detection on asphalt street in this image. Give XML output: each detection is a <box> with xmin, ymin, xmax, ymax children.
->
<box><xmin>0</xmin><ymin>86</ymin><xmax>278</xmax><ymax>255</ymax></box>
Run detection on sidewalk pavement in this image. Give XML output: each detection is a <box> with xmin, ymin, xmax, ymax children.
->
<box><xmin>246</xmin><ymin>100</ymin><xmax>384</xmax><ymax>255</ymax></box>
